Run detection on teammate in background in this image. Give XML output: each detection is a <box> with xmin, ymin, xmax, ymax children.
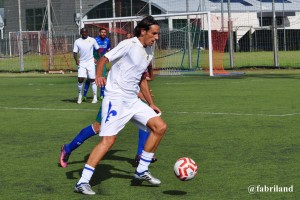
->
<box><xmin>74</xmin><ymin>16</ymin><xmax>167</xmax><ymax>195</ymax></box>
<box><xmin>73</xmin><ymin>28</ymin><xmax>100</xmax><ymax>104</ymax></box>
<box><xmin>126</xmin><ymin>32</ymin><xmax>132</xmax><ymax>39</ymax></box>
<box><xmin>83</xmin><ymin>28</ymin><xmax>111</xmax><ymax>102</ymax></box>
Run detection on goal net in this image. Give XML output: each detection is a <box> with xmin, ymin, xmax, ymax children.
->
<box><xmin>82</xmin><ymin>12</ymin><xmax>223</xmax><ymax>76</ymax></box>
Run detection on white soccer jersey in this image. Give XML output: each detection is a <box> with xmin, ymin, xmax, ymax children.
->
<box><xmin>73</xmin><ymin>36</ymin><xmax>99</xmax><ymax>63</ymax></box>
<box><xmin>104</xmin><ymin>37</ymin><xmax>153</xmax><ymax>99</ymax></box>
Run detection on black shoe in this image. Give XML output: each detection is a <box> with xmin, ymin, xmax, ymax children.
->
<box><xmin>134</xmin><ymin>155</ymin><xmax>158</xmax><ymax>164</ymax></box>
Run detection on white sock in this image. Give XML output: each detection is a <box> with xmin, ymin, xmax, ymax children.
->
<box><xmin>77</xmin><ymin>164</ymin><xmax>95</xmax><ymax>184</ymax></box>
<box><xmin>91</xmin><ymin>81</ymin><xmax>97</xmax><ymax>97</ymax></box>
<box><xmin>136</xmin><ymin>150</ymin><xmax>154</xmax><ymax>173</ymax></box>
<box><xmin>78</xmin><ymin>82</ymin><xmax>83</xmax><ymax>96</ymax></box>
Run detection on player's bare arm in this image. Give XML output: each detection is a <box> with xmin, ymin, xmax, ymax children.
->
<box><xmin>95</xmin><ymin>56</ymin><xmax>109</xmax><ymax>87</ymax></box>
<box><xmin>73</xmin><ymin>52</ymin><xmax>79</xmax><ymax>66</ymax></box>
<box><xmin>140</xmin><ymin>77</ymin><xmax>161</xmax><ymax>114</ymax></box>
<box><xmin>147</xmin><ymin>63</ymin><xmax>153</xmax><ymax>80</ymax></box>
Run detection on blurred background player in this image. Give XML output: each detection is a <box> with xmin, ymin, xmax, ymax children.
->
<box><xmin>73</xmin><ymin>28</ymin><xmax>100</xmax><ymax>104</ymax></box>
<box><xmin>83</xmin><ymin>28</ymin><xmax>111</xmax><ymax>102</ymax></box>
<box><xmin>126</xmin><ymin>32</ymin><xmax>132</xmax><ymax>39</ymax></box>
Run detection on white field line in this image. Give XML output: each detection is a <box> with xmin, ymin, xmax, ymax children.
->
<box><xmin>171</xmin><ymin>111</ymin><xmax>300</xmax><ymax>117</ymax></box>
<box><xmin>0</xmin><ymin>106</ymin><xmax>299</xmax><ymax>117</ymax></box>
<box><xmin>0</xmin><ymin>106</ymin><xmax>96</xmax><ymax>112</ymax></box>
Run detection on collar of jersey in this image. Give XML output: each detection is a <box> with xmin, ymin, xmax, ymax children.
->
<box><xmin>133</xmin><ymin>37</ymin><xmax>144</xmax><ymax>48</ymax></box>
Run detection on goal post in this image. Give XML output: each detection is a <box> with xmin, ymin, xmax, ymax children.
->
<box><xmin>82</xmin><ymin>12</ymin><xmax>215</xmax><ymax>76</ymax></box>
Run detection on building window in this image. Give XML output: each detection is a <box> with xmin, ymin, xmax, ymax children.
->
<box><xmin>26</xmin><ymin>8</ymin><xmax>47</xmax><ymax>31</ymax></box>
<box><xmin>87</xmin><ymin>0</ymin><xmax>161</xmax><ymax>19</ymax></box>
<box><xmin>259</xmin><ymin>17</ymin><xmax>283</xmax><ymax>27</ymax></box>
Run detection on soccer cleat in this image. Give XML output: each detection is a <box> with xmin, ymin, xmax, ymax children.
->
<box><xmin>135</xmin><ymin>155</ymin><xmax>157</xmax><ymax>164</ymax></box>
<box><xmin>74</xmin><ymin>182</ymin><xmax>96</xmax><ymax>195</ymax></box>
<box><xmin>134</xmin><ymin>170</ymin><xmax>161</xmax><ymax>185</ymax></box>
<box><xmin>59</xmin><ymin>145</ymin><xmax>70</xmax><ymax>168</ymax></box>
<box><xmin>91</xmin><ymin>96</ymin><xmax>98</xmax><ymax>104</ymax></box>
<box><xmin>77</xmin><ymin>95</ymin><xmax>82</xmax><ymax>104</ymax></box>
<box><xmin>82</xmin><ymin>96</ymin><xmax>87</xmax><ymax>102</ymax></box>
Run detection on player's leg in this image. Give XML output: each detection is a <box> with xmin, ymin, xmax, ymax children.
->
<box><xmin>134</xmin><ymin>129</ymin><xmax>157</xmax><ymax>164</ymax></box>
<box><xmin>136</xmin><ymin>129</ymin><xmax>149</xmax><ymax>159</ymax></box>
<box><xmin>75</xmin><ymin>97</ymin><xmax>131</xmax><ymax>195</ymax></box>
<box><xmin>74</xmin><ymin>135</ymin><xmax>116</xmax><ymax>195</ymax></box>
<box><xmin>87</xmin><ymin>62</ymin><xmax>98</xmax><ymax>103</ymax></box>
<box><xmin>77</xmin><ymin>64</ymin><xmax>87</xmax><ymax>104</ymax></box>
<box><xmin>134</xmin><ymin>117</ymin><xmax>166</xmax><ymax>185</ymax></box>
<box><xmin>143</xmin><ymin>117</ymin><xmax>167</xmax><ymax>152</ymax></box>
<box><xmin>135</xmin><ymin>94</ymin><xmax>157</xmax><ymax>164</ymax></box>
<box><xmin>99</xmin><ymin>64</ymin><xmax>107</xmax><ymax>99</ymax></box>
<box><xmin>89</xmin><ymin>79</ymin><xmax>98</xmax><ymax>103</ymax></box>
<box><xmin>77</xmin><ymin>77</ymin><xmax>84</xmax><ymax>104</ymax></box>
<box><xmin>131</xmin><ymin>100</ymin><xmax>167</xmax><ymax>185</ymax></box>
<box><xmin>60</xmin><ymin>107</ymin><xmax>102</xmax><ymax>168</ymax></box>
<box><xmin>83</xmin><ymin>80</ymin><xmax>90</xmax><ymax>102</ymax></box>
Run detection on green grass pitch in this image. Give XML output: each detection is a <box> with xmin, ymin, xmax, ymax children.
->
<box><xmin>0</xmin><ymin>70</ymin><xmax>299</xmax><ymax>200</ymax></box>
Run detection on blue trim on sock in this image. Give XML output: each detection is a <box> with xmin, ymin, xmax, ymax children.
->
<box><xmin>140</xmin><ymin>157</ymin><xmax>152</xmax><ymax>162</ymax></box>
<box><xmin>84</xmin><ymin>166</ymin><xmax>94</xmax><ymax>172</ymax></box>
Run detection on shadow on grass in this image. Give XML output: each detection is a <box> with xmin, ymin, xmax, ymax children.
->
<box><xmin>61</xmin><ymin>98</ymin><xmax>79</xmax><ymax>103</ymax></box>
<box><xmin>65</xmin><ymin>149</ymin><xmax>136</xmax><ymax>187</ymax></box>
<box><xmin>64</xmin><ymin>149</ymin><xmax>136</xmax><ymax>167</ymax></box>
<box><xmin>163</xmin><ymin>190</ymin><xmax>187</xmax><ymax>195</ymax></box>
<box><xmin>62</xmin><ymin>97</ymin><xmax>103</xmax><ymax>103</ymax></box>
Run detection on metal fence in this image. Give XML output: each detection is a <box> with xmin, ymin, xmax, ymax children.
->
<box><xmin>1</xmin><ymin>15</ymin><xmax>300</xmax><ymax>72</ymax></box>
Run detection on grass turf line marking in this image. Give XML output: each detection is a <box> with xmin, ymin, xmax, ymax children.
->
<box><xmin>171</xmin><ymin>111</ymin><xmax>300</xmax><ymax>117</ymax></box>
<box><xmin>0</xmin><ymin>106</ymin><xmax>299</xmax><ymax>117</ymax></box>
<box><xmin>0</xmin><ymin>106</ymin><xmax>96</xmax><ymax>112</ymax></box>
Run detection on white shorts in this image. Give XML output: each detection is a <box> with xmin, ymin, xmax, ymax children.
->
<box><xmin>78</xmin><ymin>61</ymin><xmax>95</xmax><ymax>79</ymax></box>
<box><xmin>99</xmin><ymin>97</ymin><xmax>161</xmax><ymax>136</ymax></box>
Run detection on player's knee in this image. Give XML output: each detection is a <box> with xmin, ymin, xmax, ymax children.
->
<box><xmin>159</xmin><ymin>121</ymin><xmax>167</xmax><ymax>135</ymax></box>
<box><xmin>154</xmin><ymin>121</ymin><xmax>167</xmax><ymax>136</ymax></box>
<box><xmin>101</xmin><ymin>136</ymin><xmax>116</xmax><ymax>148</ymax></box>
<box><xmin>92</xmin><ymin>122</ymin><xmax>101</xmax><ymax>133</ymax></box>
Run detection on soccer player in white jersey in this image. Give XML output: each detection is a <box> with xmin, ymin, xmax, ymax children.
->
<box><xmin>74</xmin><ymin>16</ymin><xmax>167</xmax><ymax>195</ymax></box>
<box><xmin>73</xmin><ymin>28</ymin><xmax>100</xmax><ymax>104</ymax></box>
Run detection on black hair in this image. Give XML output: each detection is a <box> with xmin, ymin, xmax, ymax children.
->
<box><xmin>134</xmin><ymin>15</ymin><xmax>159</xmax><ymax>37</ymax></box>
<box><xmin>80</xmin><ymin>28</ymin><xmax>87</xmax><ymax>34</ymax></box>
<box><xmin>99</xmin><ymin>28</ymin><xmax>106</xmax><ymax>32</ymax></box>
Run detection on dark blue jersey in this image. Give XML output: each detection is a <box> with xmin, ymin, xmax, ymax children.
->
<box><xmin>95</xmin><ymin>36</ymin><xmax>111</xmax><ymax>56</ymax></box>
